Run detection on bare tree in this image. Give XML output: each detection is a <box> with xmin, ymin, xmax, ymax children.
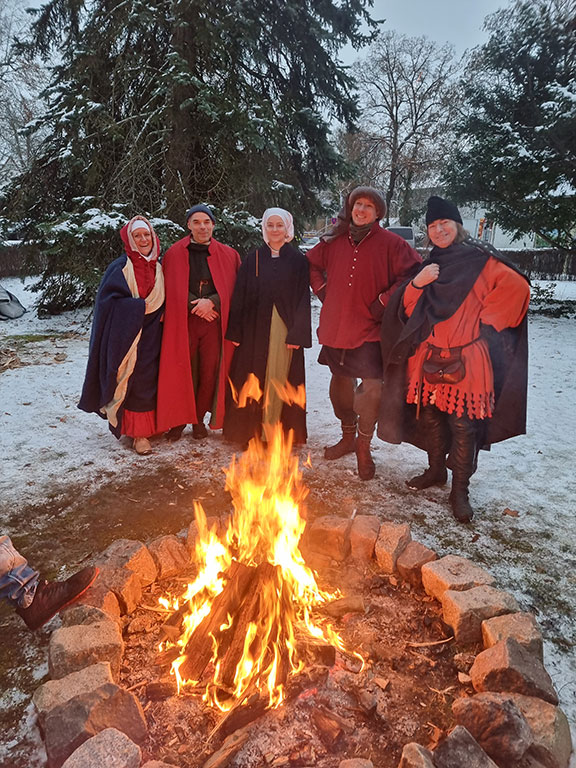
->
<box><xmin>0</xmin><ymin>0</ymin><xmax>47</xmax><ymax>191</ymax></box>
<box><xmin>349</xmin><ymin>31</ymin><xmax>460</xmax><ymax>224</ymax></box>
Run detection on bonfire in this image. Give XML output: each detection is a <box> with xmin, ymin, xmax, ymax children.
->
<box><xmin>158</xmin><ymin>422</ymin><xmax>359</xmax><ymax>714</ymax></box>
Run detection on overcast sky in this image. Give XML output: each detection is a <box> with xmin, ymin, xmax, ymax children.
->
<box><xmin>341</xmin><ymin>0</ymin><xmax>511</xmax><ymax>63</ymax></box>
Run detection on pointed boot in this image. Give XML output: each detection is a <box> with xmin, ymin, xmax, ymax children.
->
<box><xmin>406</xmin><ymin>466</ymin><xmax>448</xmax><ymax>490</ymax></box>
<box><xmin>447</xmin><ymin>412</ymin><xmax>477</xmax><ymax>523</ymax></box>
<box><xmin>406</xmin><ymin>405</ymin><xmax>449</xmax><ymax>489</ymax></box>
<box><xmin>449</xmin><ymin>486</ymin><xmax>474</xmax><ymax>523</ymax></box>
<box><xmin>324</xmin><ymin>422</ymin><xmax>357</xmax><ymax>460</ymax></box>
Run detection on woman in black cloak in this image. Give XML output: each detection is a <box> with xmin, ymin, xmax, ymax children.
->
<box><xmin>223</xmin><ymin>208</ymin><xmax>311</xmax><ymax>446</ymax></box>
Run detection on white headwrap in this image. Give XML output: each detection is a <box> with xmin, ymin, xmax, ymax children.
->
<box><xmin>128</xmin><ymin>218</ymin><xmax>151</xmax><ymax>235</ymax></box>
<box><xmin>261</xmin><ymin>207</ymin><xmax>294</xmax><ymax>245</ymax></box>
<box><xmin>126</xmin><ymin>216</ymin><xmax>158</xmax><ymax>261</ymax></box>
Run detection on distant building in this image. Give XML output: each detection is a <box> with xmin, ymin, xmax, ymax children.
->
<box><xmin>459</xmin><ymin>204</ymin><xmax>537</xmax><ymax>250</ymax></box>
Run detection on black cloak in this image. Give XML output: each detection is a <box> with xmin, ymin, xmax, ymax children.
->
<box><xmin>377</xmin><ymin>238</ymin><xmax>530</xmax><ymax>450</ymax></box>
<box><xmin>224</xmin><ymin>243</ymin><xmax>312</xmax><ymax>445</ymax></box>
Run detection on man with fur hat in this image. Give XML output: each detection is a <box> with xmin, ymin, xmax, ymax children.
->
<box><xmin>307</xmin><ymin>186</ymin><xmax>421</xmax><ymax>479</ymax></box>
<box><xmin>378</xmin><ymin>195</ymin><xmax>530</xmax><ymax>522</ymax></box>
<box><xmin>157</xmin><ymin>204</ymin><xmax>240</xmax><ymax>440</ymax></box>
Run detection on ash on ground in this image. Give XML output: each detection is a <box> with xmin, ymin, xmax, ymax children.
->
<box><xmin>120</xmin><ymin>563</ymin><xmax>464</xmax><ymax>768</ymax></box>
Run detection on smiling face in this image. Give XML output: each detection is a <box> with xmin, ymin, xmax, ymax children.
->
<box><xmin>265</xmin><ymin>215</ymin><xmax>288</xmax><ymax>250</ymax></box>
<box><xmin>427</xmin><ymin>218</ymin><xmax>458</xmax><ymax>249</ymax></box>
<box><xmin>132</xmin><ymin>227</ymin><xmax>153</xmax><ymax>256</ymax></box>
<box><xmin>188</xmin><ymin>213</ymin><xmax>215</xmax><ymax>244</ymax></box>
<box><xmin>351</xmin><ymin>196</ymin><xmax>378</xmax><ymax>227</ymax></box>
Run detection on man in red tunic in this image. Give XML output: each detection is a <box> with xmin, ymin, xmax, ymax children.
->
<box><xmin>157</xmin><ymin>205</ymin><xmax>240</xmax><ymax>439</ymax></box>
<box><xmin>307</xmin><ymin>186</ymin><xmax>421</xmax><ymax>479</ymax></box>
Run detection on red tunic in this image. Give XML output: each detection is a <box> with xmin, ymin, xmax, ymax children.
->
<box><xmin>307</xmin><ymin>222</ymin><xmax>421</xmax><ymax>349</ymax></box>
<box><xmin>403</xmin><ymin>257</ymin><xmax>530</xmax><ymax>419</ymax></box>
<box><xmin>156</xmin><ymin>236</ymin><xmax>240</xmax><ymax>431</ymax></box>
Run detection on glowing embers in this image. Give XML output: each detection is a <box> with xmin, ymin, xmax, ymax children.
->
<box><xmin>159</xmin><ymin>425</ymin><xmax>356</xmax><ymax>712</ymax></box>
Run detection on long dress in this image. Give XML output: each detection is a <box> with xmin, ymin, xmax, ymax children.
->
<box><xmin>78</xmin><ymin>227</ymin><xmax>164</xmax><ymax>439</ymax></box>
<box><xmin>223</xmin><ymin>243</ymin><xmax>312</xmax><ymax>445</ymax></box>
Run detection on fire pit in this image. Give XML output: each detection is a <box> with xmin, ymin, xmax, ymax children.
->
<box><xmin>118</xmin><ymin>428</ymin><xmax>459</xmax><ymax>767</ymax></box>
<box><xmin>32</xmin><ymin>423</ymin><xmax>570</xmax><ymax>768</ymax></box>
<box><xmin>158</xmin><ymin>427</ymin><xmax>361</xmax><ymax>712</ymax></box>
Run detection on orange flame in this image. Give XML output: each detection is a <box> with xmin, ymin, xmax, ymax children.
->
<box><xmin>229</xmin><ymin>373</ymin><xmax>263</xmax><ymax>408</ymax></box>
<box><xmin>160</xmin><ymin>425</ymin><xmax>355</xmax><ymax>711</ymax></box>
<box><xmin>270</xmin><ymin>381</ymin><xmax>306</xmax><ymax>409</ymax></box>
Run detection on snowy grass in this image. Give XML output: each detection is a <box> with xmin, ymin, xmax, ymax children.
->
<box><xmin>1</xmin><ymin>276</ymin><xmax>575</xmax><ymax>765</ymax></box>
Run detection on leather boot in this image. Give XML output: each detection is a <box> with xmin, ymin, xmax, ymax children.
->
<box><xmin>449</xmin><ymin>486</ymin><xmax>474</xmax><ymax>523</ymax></box>
<box><xmin>324</xmin><ymin>422</ymin><xmax>357</xmax><ymax>460</ymax></box>
<box><xmin>355</xmin><ymin>430</ymin><xmax>375</xmax><ymax>480</ymax></box>
<box><xmin>166</xmin><ymin>425</ymin><xmax>185</xmax><ymax>442</ymax></box>
<box><xmin>17</xmin><ymin>566</ymin><xmax>99</xmax><ymax>630</ymax></box>
<box><xmin>447</xmin><ymin>413</ymin><xmax>477</xmax><ymax>523</ymax></box>
<box><xmin>133</xmin><ymin>437</ymin><xmax>152</xmax><ymax>455</ymax></box>
<box><xmin>192</xmin><ymin>422</ymin><xmax>208</xmax><ymax>439</ymax></box>
<box><xmin>406</xmin><ymin>406</ymin><xmax>449</xmax><ymax>490</ymax></box>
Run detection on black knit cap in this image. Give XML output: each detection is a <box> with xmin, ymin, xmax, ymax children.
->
<box><xmin>186</xmin><ymin>204</ymin><xmax>215</xmax><ymax>224</ymax></box>
<box><xmin>425</xmin><ymin>196</ymin><xmax>463</xmax><ymax>226</ymax></box>
<box><xmin>348</xmin><ymin>186</ymin><xmax>387</xmax><ymax>220</ymax></box>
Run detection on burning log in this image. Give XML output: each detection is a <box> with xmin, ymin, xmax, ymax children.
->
<box><xmin>216</xmin><ymin>562</ymin><xmax>279</xmax><ymax>691</ymax></box>
<box><xmin>209</xmin><ymin>692</ymin><xmax>269</xmax><ymax>739</ymax></box>
<box><xmin>155</xmin><ymin>646</ymin><xmax>181</xmax><ymax>669</ymax></box>
<box><xmin>159</xmin><ymin>603</ymin><xmax>189</xmax><ymax>642</ymax></box>
<box><xmin>321</xmin><ymin>595</ymin><xmax>366</xmax><ymax>618</ymax></box>
<box><xmin>202</xmin><ymin>724</ymin><xmax>252</xmax><ymax>768</ymax></box>
<box><xmin>177</xmin><ymin>561</ymin><xmax>255</xmax><ymax>682</ymax></box>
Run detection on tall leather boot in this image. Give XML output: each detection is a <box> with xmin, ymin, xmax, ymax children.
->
<box><xmin>406</xmin><ymin>406</ymin><xmax>449</xmax><ymax>490</ymax></box>
<box><xmin>324</xmin><ymin>422</ymin><xmax>357</xmax><ymax>460</ymax></box>
<box><xmin>447</xmin><ymin>413</ymin><xmax>477</xmax><ymax>523</ymax></box>
<box><xmin>355</xmin><ymin>429</ymin><xmax>375</xmax><ymax>480</ymax></box>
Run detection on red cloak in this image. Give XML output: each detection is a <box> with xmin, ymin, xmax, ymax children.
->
<box><xmin>156</xmin><ymin>235</ymin><xmax>240</xmax><ymax>431</ymax></box>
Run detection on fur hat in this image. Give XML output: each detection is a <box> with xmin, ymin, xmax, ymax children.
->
<box><xmin>348</xmin><ymin>186</ymin><xmax>387</xmax><ymax>220</ymax></box>
<box><xmin>425</xmin><ymin>196</ymin><xmax>463</xmax><ymax>226</ymax></box>
<box><xmin>186</xmin><ymin>204</ymin><xmax>216</xmax><ymax>225</ymax></box>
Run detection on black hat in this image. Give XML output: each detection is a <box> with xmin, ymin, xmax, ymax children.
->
<box><xmin>425</xmin><ymin>196</ymin><xmax>462</xmax><ymax>226</ymax></box>
<box><xmin>348</xmin><ymin>186</ymin><xmax>387</xmax><ymax>220</ymax></box>
<box><xmin>186</xmin><ymin>204</ymin><xmax>215</xmax><ymax>224</ymax></box>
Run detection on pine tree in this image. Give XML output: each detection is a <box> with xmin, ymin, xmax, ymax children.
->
<box><xmin>1</xmin><ymin>0</ymin><xmax>377</xmax><ymax>309</ymax></box>
<box><xmin>443</xmin><ymin>0</ymin><xmax>576</xmax><ymax>252</ymax></box>
<box><xmin>4</xmin><ymin>0</ymin><xmax>377</xmax><ymax>227</ymax></box>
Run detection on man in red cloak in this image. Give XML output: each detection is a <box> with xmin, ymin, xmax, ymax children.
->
<box><xmin>157</xmin><ymin>205</ymin><xmax>240</xmax><ymax>439</ymax></box>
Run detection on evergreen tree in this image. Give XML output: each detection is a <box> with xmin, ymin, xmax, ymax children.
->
<box><xmin>4</xmin><ymin>0</ymin><xmax>377</xmax><ymax>228</ymax></box>
<box><xmin>1</xmin><ymin>0</ymin><xmax>377</xmax><ymax>309</ymax></box>
<box><xmin>443</xmin><ymin>0</ymin><xmax>576</xmax><ymax>252</ymax></box>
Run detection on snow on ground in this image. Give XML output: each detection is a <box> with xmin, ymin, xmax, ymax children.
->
<box><xmin>1</xmin><ymin>275</ymin><xmax>575</xmax><ymax>764</ymax></box>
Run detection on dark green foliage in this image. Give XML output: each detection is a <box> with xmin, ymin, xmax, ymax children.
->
<box><xmin>443</xmin><ymin>0</ymin><xmax>576</xmax><ymax>253</ymax></box>
<box><xmin>23</xmin><ymin>203</ymin><xmax>184</xmax><ymax>312</ymax></box>
<box><xmin>1</xmin><ymin>0</ymin><xmax>378</xmax><ymax>310</ymax></box>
